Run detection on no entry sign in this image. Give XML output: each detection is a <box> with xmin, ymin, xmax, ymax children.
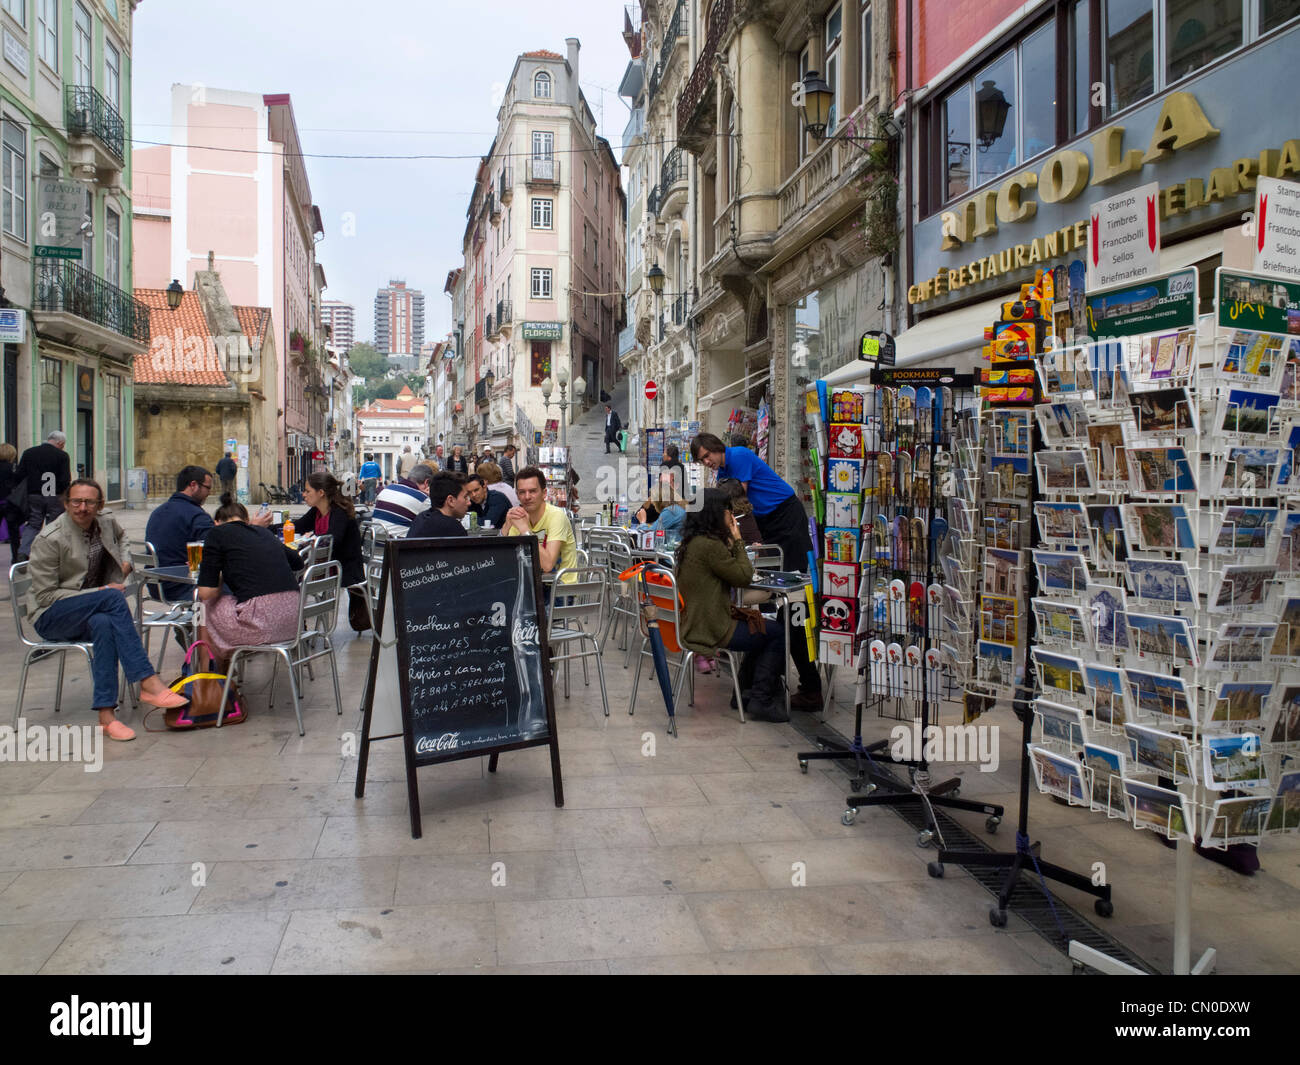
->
<box><xmin>645</xmin><ymin>380</ymin><xmax>658</xmax><ymax>401</ymax></box>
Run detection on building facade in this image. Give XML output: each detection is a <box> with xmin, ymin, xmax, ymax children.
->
<box><xmin>133</xmin><ymin>85</ymin><xmax>328</xmax><ymax>487</ymax></box>
<box><xmin>373</xmin><ymin>279</ymin><xmax>424</xmax><ymax>362</ymax></box>
<box><xmin>0</xmin><ymin>0</ymin><xmax>150</xmax><ymax>502</ymax></box>
<box><xmin>617</xmin><ymin>8</ymin><xmax>651</xmax><ymax>429</ymax></box>
<box><xmin>453</xmin><ymin>39</ymin><xmax>626</xmax><ymax>456</ymax></box>
<box><xmin>354</xmin><ymin>386</ymin><xmax>426</xmax><ymax>481</ymax></box>
<box><xmin>321</xmin><ymin>298</ymin><xmax>355</xmax><ymax>353</ymax></box>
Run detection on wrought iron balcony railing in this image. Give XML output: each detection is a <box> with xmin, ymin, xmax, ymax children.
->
<box><xmin>65</xmin><ymin>85</ymin><xmax>125</xmax><ymax>165</ymax></box>
<box><xmin>526</xmin><ymin>157</ymin><xmax>560</xmax><ymax>185</ymax></box>
<box><xmin>496</xmin><ymin>299</ymin><xmax>513</xmax><ymax>326</ymax></box>
<box><xmin>498</xmin><ymin>167</ymin><xmax>513</xmax><ymax>203</ymax></box>
<box><xmin>660</xmin><ymin>0</ymin><xmax>687</xmax><ymax>73</ymax></box>
<box><xmin>661</xmin><ymin>146</ymin><xmax>686</xmax><ymax>191</ymax></box>
<box><xmin>672</xmin><ymin>294</ymin><xmax>687</xmax><ymax>326</ymax></box>
<box><xmin>486</xmin><ymin>313</ymin><xmax>495</xmax><ymax>337</ymax></box>
<box><xmin>678</xmin><ymin>0</ymin><xmax>732</xmax><ymax>138</ymax></box>
<box><xmin>647</xmin><ymin>184</ymin><xmax>661</xmax><ymax>217</ymax></box>
<box><xmin>35</xmin><ymin>259</ymin><xmax>150</xmax><ymax>346</ymax></box>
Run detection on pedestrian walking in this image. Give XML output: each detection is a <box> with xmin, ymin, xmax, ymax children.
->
<box><xmin>499</xmin><ymin>444</ymin><xmax>518</xmax><ymax>486</ymax></box>
<box><xmin>398</xmin><ymin>445</ymin><xmax>418</xmax><ymax>479</ymax></box>
<box><xmin>604</xmin><ymin>405</ymin><xmax>622</xmax><ymax>454</ymax></box>
<box><xmin>15</xmin><ymin>430</ymin><xmax>71</xmax><ymax>560</ymax></box>
<box><xmin>358</xmin><ymin>455</ymin><xmax>381</xmax><ymax>504</ymax></box>
<box><xmin>216</xmin><ymin>451</ymin><xmax>238</xmax><ymax>496</ymax></box>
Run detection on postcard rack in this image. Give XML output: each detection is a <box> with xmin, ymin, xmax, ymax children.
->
<box><xmin>796</xmin><ymin>370</ymin><xmax>1006</xmax><ymax>846</ymax></box>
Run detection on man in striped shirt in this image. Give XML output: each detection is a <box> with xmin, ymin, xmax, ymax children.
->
<box><xmin>371</xmin><ymin>463</ymin><xmax>435</xmax><ymax>536</ymax></box>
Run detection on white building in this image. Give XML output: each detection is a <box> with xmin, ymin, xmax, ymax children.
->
<box><xmin>322</xmin><ymin>300</ymin><xmax>355</xmax><ymax>352</ymax></box>
<box><xmin>354</xmin><ymin>386</ymin><xmax>426</xmax><ymax>481</ymax></box>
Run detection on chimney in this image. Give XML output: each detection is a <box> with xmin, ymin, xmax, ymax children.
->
<box><xmin>566</xmin><ymin>37</ymin><xmax>580</xmax><ymax>99</ymax></box>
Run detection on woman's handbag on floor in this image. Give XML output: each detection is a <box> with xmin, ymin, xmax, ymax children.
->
<box><xmin>146</xmin><ymin>640</ymin><xmax>246</xmax><ymax>730</ymax></box>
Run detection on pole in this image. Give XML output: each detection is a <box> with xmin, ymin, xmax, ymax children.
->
<box><xmin>1174</xmin><ymin>836</ymin><xmax>1192</xmax><ymax>974</ymax></box>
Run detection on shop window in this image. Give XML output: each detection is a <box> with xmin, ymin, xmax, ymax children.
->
<box><xmin>943</xmin><ymin>83</ymin><xmax>973</xmax><ymax>201</ymax></box>
<box><xmin>1071</xmin><ymin>0</ymin><xmax>1092</xmax><ymax>134</ymax></box>
<box><xmin>1165</xmin><ymin>3</ymin><xmax>1241</xmax><ymax>84</ymax></box>
<box><xmin>529</xmin><ymin>341</ymin><xmax>551</xmax><ymax>386</ymax></box>
<box><xmin>40</xmin><ymin>357</ymin><xmax>61</xmax><ymax>440</ymax></box>
<box><xmin>1106</xmin><ymin>0</ymin><xmax>1154</xmax><ymax>113</ymax></box>
<box><xmin>1263</xmin><ymin>0</ymin><xmax>1300</xmax><ymax>31</ymax></box>
<box><xmin>1021</xmin><ymin>21</ymin><xmax>1056</xmax><ymax>160</ymax></box>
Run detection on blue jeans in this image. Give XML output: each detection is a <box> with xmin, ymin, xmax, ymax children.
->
<box><xmin>34</xmin><ymin>589</ymin><xmax>156</xmax><ymax>708</ymax></box>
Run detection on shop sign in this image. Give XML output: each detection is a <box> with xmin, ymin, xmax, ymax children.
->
<box><xmin>1085</xmin><ymin>268</ymin><xmax>1197</xmax><ymax>338</ymax></box>
<box><xmin>1087</xmin><ymin>181</ymin><xmax>1161</xmax><ymax>291</ymax></box>
<box><xmin>521</xmin><ymin>321</ymin><xmax>563</xmax><ymax>341</ymax></box>
<box><xmin>0</xmin><ymin>308</ymin><xmax>25</xmax><ymax>343</ymax></box>
<box><xmin>35</xmin><ymin>180</ymin><xmax>87</xmax><ymax>260</ymax></box>
<box><xmin>1255</xmin><ymin>177</ymin><xmax>1300</xmax><ymax>281</ymax></box>
<box><xmin>1216</xmin><ymin>269</ymin><xmax>1300</xmax><ymax>334</ymax></box>
<box><xmin>870</xmin><ymin>368</ymin><xmax>967</xmax><ymax>387</ymax></box>
<box><xmin>858</xmin><ymin>331</ymin><xmax>896</xmax><ymax>366</ymax></box>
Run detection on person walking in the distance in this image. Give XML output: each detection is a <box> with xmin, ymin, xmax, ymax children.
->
<box><xmin>0</xmin><ymin>442</ymin><xmax>22</xmax><ymax>564</ymax></box>
<box><xmin>216</xmin><ymin>451</ymin><xmax>238</xmax><ymax>496</ymax></box>
<box><xmin>398</xmin><ymin>445</ymin><xmax>418</xmax><ymax>479</ymax></box>
<box><xmin>15</xmin><ymin>429</ymin><xmax>71</xmax><ymax>560</ymax></box>
<box><xmin>499</xmin><ymin>444</ymin><xmax>518</xmax><ymax>487</ymax></box>
<box><xmin>604</xmin><ymin>405</ymin><xmax>622</xmax><ymax>454</ymax></box>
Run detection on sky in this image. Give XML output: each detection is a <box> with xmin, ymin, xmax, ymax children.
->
<box><xmin>131</xmin><ymin>0</ymin><xmax>636</xmax><ymax>346</ymax></box>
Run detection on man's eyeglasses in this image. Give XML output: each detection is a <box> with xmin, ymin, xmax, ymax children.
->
<box><xmin>68</xmin><ymin>499</ymin><xmax>99</xmax><ymax>509</ymax></box>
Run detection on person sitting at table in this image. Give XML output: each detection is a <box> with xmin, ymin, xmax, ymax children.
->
<box><xmin>716</xmin><ymin>478</ymin><xmax>763</xmax><ymax>544</ymax></box>
<box><xmin>465</xmin><ymin>473</ymin><xmax>510</xmax><ymax>529</ymax></box>
<box><xmin>475</xmin><ymin>461</ymin><xmax>519</xmax><ymax>507</ymax></box>
<box><xmin>27</xmin><ymin>478</ymin><xmax>190</xmax><ymax>741</ymax></box>
<box><xmin>407</xmin><ymin>474</ymin><xmax>470</xmax><ymax>537</ymax></box>
<box><xmin>674</xmin><ymin>488</ymin><xmax>788</xmax><ymax>723</ymax></box>
<box><xmin>293</xmin><ymin>471</ymin><xmax>365</xmax><ymax>629</ymax></box>
<box><xmin>196</xmin><ymin>493</ymin><xmax>306</xmax><ymax>673</ymax></box>
<box><xmin>504</xmin><ymin>466</ymin><xmax>577</xmax><ymax>577</ymax></box>
<box><xmin>635</xmin><ymin>472</ymin><xmax>687</xmax><ymax>534</ymax></box>
<box><xmin>371</xmin><ymin>463</ymin><xmax>434</xmax><ymax>537</ymax></box>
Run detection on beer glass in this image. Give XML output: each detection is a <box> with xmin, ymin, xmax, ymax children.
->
<box><xmin>186</xmin><ymin>541</ymin><xmax>203</xmax><ymax>576</ymax></box>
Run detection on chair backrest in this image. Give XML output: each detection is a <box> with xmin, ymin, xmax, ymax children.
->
<box><xmin>8</xmin><ymin>561</ymin><xmax>39</xmax><ymax>648</ymax></box>
<box><xmin>307</xmin><ymin>533</ymin><xmax>334</xmax><ymax>567</ymax></box>
<box><xmin>547</xmin><ymin>565</ymin><xmax>607</xmax><ymax>636</ymax></box>
<box><xmin>607</xmin><ymin>538</ymin><xmax>635</xmax><ymax>599</ymax></box>
<box><xmin>749</xmin><ymin>544</ymin><xmax>785</xmax><ymax>570</ymax></box>
<box><xmin>298</xmin><ymin>560</ymin><xmax>342</xmax><ymax>636</ymax></box>
<box><xmin>130</xmin><ymin>542</ymin><xmax>164</xmax><ymax>601</ymax></box>
<box><xmin>637</xmin><ymin>564</ymin><xmax>687</xmax><ymax>655</ymax></box>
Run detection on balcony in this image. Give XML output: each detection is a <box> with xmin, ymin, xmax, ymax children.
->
<box><xmin>499</xmin><ymin>167</ymin><xmax>514</xmax><ymax>205</ymax></box>
<box><xmin>618</xmin><ymin>323</ymin><xmax>638</xmax><ymax>361</ymax></box>
<box><xmin>678</xmin><ymin>0</ymin><xmax>732</xmax><ymax>153</ymax></box>
<box><xmin>622</xmin><ymin>107</ymin><xmax>645</xmax><ymax>151</ymax></box>
<box><xmin>526</xmin><ymin>157</ymin><xmax>560</xmax><ymax>186</ymax></box>
<box><xmin>777</xmin><ymin>127</ymin><xmax>873</xmax><ymax>238</ymax></box>
<box><xmin>496</xmin><ymin>299</ymin><xmax>513</xmax><ymax>334</ymax></box>
<box><xmin>488</xmin><ymin>190</ymin><xmax>500</xmax><ymax>225</ymax></box>
<box><xmin>659</xmin><ymin>0</ymin><xmax>687</xmax><ymax>75</ymax></box>
<box><xmin>647</xmin><ymin>61</ymin><xmax>661</xmax><ymax>106</ymax></box>
<box><xmin>33</xmin><ymin>259</ymin><xmax>150</xmax><ymax>359</ymax></box>
<box><xmin>671</xmin><ymin>294</ymin><xmax>687</xmax><ymax>328</ymax></box>
<box><xmin>659</xmin><ymin>146</ymin><xmax>688</xmax><ymax>217</ymax></box>
<box><xmin>474</xmin><ymin>377</ymin><xmax>490</xmax><ymax>407</ymax></box>
<box><xmin>647</xmin><ymin>183</ymin><xmax>661</xmax><ymax>219</ymax></box>
<box><xmin>65</xmin><ymin>85</ymin><xmax>126</xmax><ymax>180</ymax></box>
<box><xmin>486</xmin><ymin>313</ymin><xmax>498</xmax><ymax>340</ymax></box>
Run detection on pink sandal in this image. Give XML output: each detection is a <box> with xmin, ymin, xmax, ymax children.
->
<box><xmin>695</xmin><ymin>656</ymin><xmax>715</xmax><ymax>674</ymax></box>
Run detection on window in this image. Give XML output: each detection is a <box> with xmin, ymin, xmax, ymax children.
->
<box><xmin>40</xmin><ymin>357</ymin><xmax>61</xmax><ymax>440</ymax></box>
<box><xmin>534</xmin><ymin>70</ymin><xmax>552</xmax><ymax>98</ymax></box>
<box><xmin>1263</xmin><ymin>0</ymin><xmax>1300</xmax><ymax>32</ymax></box>
<box><xmin>3</xmin><ymin>0</ymin><xmax>25</xmax><ymax>27</ymax></box>
<box><xmin>583</xmin><ymin>160</ymin><xmax>588</xmax><ymax>192</ymax></box>
<box><xmin>105</xmin><ymin>204</ymin><xmax>120</xmax><ymax>285</ymax></box>
<box><xmin>943</xmin><ymin>83</ymin><xmax>972</xmax><ymax>201</ymax></box>
<box><xmin>104</xmin><ymin>40</ymin><xmax>120</xmax><ymax>109</ymax></box>
<box><xmin>1071</xmin><ymin>0</ymin><xmax>1092</xmax><ymax>134</ymax></box>
<box><xmin>74</xmin><ymin>3</ymin><xmax>91</xmax><ymax>86</ymax></box>
<box><xmin>1105</xmin><ymin>0</ymin><xmax>1152</xmax><ymax>112</ymax></box>
<box><xmin>825</xmin><ymin>4</ymin><xmax>842</xmax><ymax>135</ymax></box>
<box><xmin>860</xmin><ymin>3</ymin><xmax>873</xmax><ymax>103</ymax></box>
<box><xmin>797</xmin><ymin>45</ymin><xmax>811</xmax><ymax>164</ymax></box>
<box><xmin>104</xmin><ymin>375</ymin><xmax>121</xmax><ymax>500</ymax></box>
<box><xmin>531</xmin><ymin>197</ymin><xmax>552</xmax><ymax>229</ymax></box>
<box><xmin>36</xmin><ymin>0</ymin><xmax>56</xmax><ymax>70</ymax></box>
<box><xmin>532</xmin><ymin>130</ymin><xmax>553</xmax><ymax>159</ymax></box>
<box><xmin>531</xmin><ymin>268</ymin><xmax>552</xmax><ymax>298</ymax></box>
<box><xmin>1021</xmin><ymin>21</ymin><xmax>1056</xmax><ymax>161</ymax></box>
<box><xmin>2</xmin><ymin>118</ymin><xmax>26</xmax><ymax>241</ymax></box>
<box><xmin>1165</xmin><ymin>0</ymin><xmax>1241</xmax><ymax>84</ymax></box>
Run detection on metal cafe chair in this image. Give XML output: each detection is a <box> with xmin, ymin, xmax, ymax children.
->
<box><xmin>546</xmin><ymin>565</ymin><xmax>610</xmax><ymax>716</ymax></box>
<box><xmin>128</xmin><ymin>542</ymin><xmax>196</xmax><ymax>675</ymax></box>
<box><xmin>604</xmin><ymin>537</ymin><xmax>640</xmax><ymax>665</ymax></box>
<box><xmin>749</xmin><ymin>543</ymin><xmax>786</xmax><ymax>570</ymax></box>
<box><xmin>9</xmin><ymin>562</ymin><xmax>134</xmax><ymax>725</ymax></box>
<box><xmin>216</xmin><ymin>561</ymin><xmax>344</xmax><ymax>736</ymax></box>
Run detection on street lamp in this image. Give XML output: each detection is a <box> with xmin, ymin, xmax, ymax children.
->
<box><xmin>166</xmin><ymin>279</ymin><xmax>184</xmax><ymax>311</ymax></box>
<box><xmin>796</xmin><ymin>70</ymin><xmax>903</xmax><ymax>145</ymax></box>
<box><xmin>541</xmin><ymin>361</ymin><xmax>585</xmax><ymax>449</ymax></box>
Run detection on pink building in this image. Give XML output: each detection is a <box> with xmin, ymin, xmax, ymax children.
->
<box><xmin>134</xmin><ymin>85</ymin><xmax>328</xmax><ymax>485</ymax></box>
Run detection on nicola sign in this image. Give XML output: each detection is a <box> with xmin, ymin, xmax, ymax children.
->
<box><xmin>1255</xmin><ymin>177</ymin><xmax>1300</xmax><ymax>281</ymax></box>
<box><xmin>1088</xmin><ymin>181</ymin><xmax>1161</xmax><ymax>291</ymax></box>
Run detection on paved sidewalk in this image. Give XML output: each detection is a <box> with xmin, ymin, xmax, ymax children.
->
<box><xmin>0</xmin><ymin>504</ymin><xmax>1295</xmax><ymax>973</ymax></box>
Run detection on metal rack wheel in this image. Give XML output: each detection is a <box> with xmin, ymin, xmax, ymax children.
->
<box><xmin>798</xmin><ymin>760</ymin><xmax>808</xmax><ymax>774</ymax></box>
<box><xmin>916</xmin><ymin>829</ymin><xmax>934</xmax><ymax>848</ymax></box>
<box><xmin>1094</xmin><ymin>898</ymin><xmax>1114</xmax><ymax>918</ymax></box>
<box><xmin>989</xmin><ymin>908</ymin><xmax>1008</xmax><ymax>928</ymax></box>
<box><xmin>927</xmin><ymin>861</ymin><xmax>944</xmax><ymax>878</ymax></box>
<box><xmin>985</xmin><ymin>815</ymin><xmax>1001</xmax><ymax>834</ymax></box>
<box><xmin>841</xmin><ymin>807</ymin><xmax>858</xmax><ymax>826</ymax></box>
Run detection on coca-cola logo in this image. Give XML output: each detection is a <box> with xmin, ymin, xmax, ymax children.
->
<box><xmin>513</xmin><ymin>619</ymin><xmax>538</xmax><ymax>646</ymax></box>
<box><xmin>415</xmin><ymin>732</ymin><xmax>460</xmax><ymax>754</ymax></box>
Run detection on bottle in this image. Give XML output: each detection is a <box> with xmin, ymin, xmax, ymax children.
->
<box><xmin>511</xmin><ymin>544</ymin><xmax>545</xmax><ymax>738</ymax></box>
<box><xmin>283</xmin><ymin>518</ymin><xmax>295</xmax><ymax>547</ymax></box>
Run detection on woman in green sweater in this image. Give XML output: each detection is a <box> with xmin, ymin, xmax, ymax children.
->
<box><xmin>674</xmin><ymin>489</ymin><xmax>789</xmax><ymax>722</ymax></box>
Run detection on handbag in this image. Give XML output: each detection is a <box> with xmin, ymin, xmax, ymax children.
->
<box><xmin>730</xmin><ymin>604</ymin><xmax>766</xmax><ymax>635</ymax></box>
<box><xmin>6</xmin><ymin>475</ymin><xmax>27</xmax><ymax>513</ymax></box>
<box><xmin>146</xmin><ymin>640</ymin><xmax>246</xmax><ymax>731</ymax></box>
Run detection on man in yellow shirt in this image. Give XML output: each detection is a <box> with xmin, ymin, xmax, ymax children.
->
<box><xmin>505</xmin><ymin>465</ymin><xmax>577</xmax><ymax>580</ymax></box>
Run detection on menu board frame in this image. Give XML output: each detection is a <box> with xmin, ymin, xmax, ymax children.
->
<box><xmin>355</xmin><ymin>535</ymin><xmax>564</xmax><ymax>838</ymax></box>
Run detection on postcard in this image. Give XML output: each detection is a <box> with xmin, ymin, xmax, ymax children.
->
<box><xmin>1265</xmin><ymin>770</ymin><xmax>1300</xmax><ymax>831</ymax></box>
<box><xmin>823</xmin><ymin>527</ymin><xmax>860</xmax><ymax>564</ymax></box>
<box><xmin>1203</xmin><ymin>734</ymin><xmax>1267</xmax><ymax>791</ymax></box>
<box><xmin>1125</xmin><ymin>558</ymin><xmax>1193</xmax><ymax>604</ymax></box>
<box><xmin>825</xmin><ymin>493</ymin><xmax>861</xmax><ymax>529</ymax></box>
<box><xmin>827</xmin><ymin>458</ymin><xmax>863</xmax><ymax>495</ymax></box>
<box><xmin>1128</xmin><ymin>446</ymin><xmax>1196</xmax><ymax>494</ymax></box>
<box><xmin>1122</xmin><ymin>778</ymin><xmax>1195</xmax><ymax>840</ymax></box>
<box><xmin>1086</xmin><ymin>422</ymin><xmax>1130</xmax><ymax>483</ymax></box>
<box><xmin>1268</xmin><ymin>598</ymin><xmax>1300</xmax><ymax>661</ymax></box>
<box><xmin>1084</xmin><ymin>662</ymin><xmax>1129</xmax><ymax>727</ymax></box>
<box><xmin>987</xmin><ymin>455</ymin><xmax>1031</xmax><ymax>500</ymax></box>
<box><xmin>1219</xmin><ymin>330</ymin><xmax>1284</xmax><ymax>385</ymax></box>
<box><xmin>1279</xmin><ymin>513</ymin><xmax>1300</xmax><ymax>574</ymax></box>
<box><xmin>1084</xmin><ymin>743</ymin><xmax>1128</xmax><ymax>816</ymax></box>
<box><xmin>1123</xmin><ymin>669</ymin><xmax>1193</xmax><ymax>723</ymax></box>
<box><xmin>1087</xmin><ymin>585</ymin><xmax>1129</xmax><ymax>653</ymax></box>
<box><xmin>1208</xmin><ymin>564</ymin><xmax>1274</xmax><ymax>614</ymax></box>
<box><xmin>1049</xmin><ymin>399</ymin><xmax>1089</xmax><ymax>439</ymax></box>
<box><xmin>1036</xmin><ymin>700</ymin><xmax>1086</xmax><ymax>747</ymax></box>
<box><xmin>1032</xmin><ymin>596</ymin><xmax>1091</xmax><ymax>648</ymax></box>
<box><xmin>1124</xmin><ymin>722</ymin><xmax>1196</xmax><ymax>779</ymax></box>
<box><xmin>991</xmin><ymin>409</ymin><xmax>1031</xmax><ymax>456</ymax></box>
<box><xmin>1211</xmin><ymin>506</ymin><xmax>1277</xmax><ymax>556</ymax></box>
<box><xmin>1131</xmin><ymin>387</ymin><xmax>1195</xmax><ymax>435</ymax></box>
<box><xmin>1219</xmin><ymin>446</ymin><xmax>1281</xmax><ymax>495</ymax></box>
<box><xmin>982</xmin><ymin>548</ymin><xmax>1023</xmax><ymax>598</ymax></box>
<box><xmin>1268</xmin><ymin>685</ymin><xmax>1300</xmax><ymax>744</ymax></box>
<box><xmin>823</xmin><ymin>561</ymin><xmax>858</xmax><ymax>600</ymax></box>
<box><xmin>1219</xmin><ymin>388</ymin><xmax>1280</xmax><ymax>438</ymax></box>
<box><xmin>980</xmin><ymin>593</ymin><xmax>1019</xmax><ymax>644</ymax></box>
<box><xmin>1031</xmin><ymin>648</ymin><xmax>1088</xmax><ymax>700</ymax></box>
<box><xmin>984</xmin><ymin>502</ymin><xmax>1023</xmax><ymax>550</ymax></box>
<box><xmin>1150</xmin><ymin>332</ymin><xmax>1177</xmax><ymax>379</ymax></box>
<box><xmin>1035</xmin><ymin>501</ymin><xmax>1090</xmax><ymax>544</ymax></box>
<box><xmin>831</xmin><ymin>389</ymin><xmax>866</xmax><ymax>424</ymax></box>
<box><xmin>1034</xmin><ymin>549</ymin><xmax>1089</xmax><ymax>595</ymax></box>
<box><xmin>1087</xmin><ymin>505</ymin><xmax>1128</xmax><ymax>566</ymax></box>
<box><xmin>1208</xmin><ymin>681</ymin><xmax>1273</xmax><ymax>729</ymax></box>
<box><xmin>977</xmin><ymin>640</ymin><xmax>1017</xmax><ymax>688</ymax></box>
<box><xmin>1036</xmin><ymin>449</ymin><xmax>1094</xmax><ymax>491</ymax></box>
<box><xmin>1205</xmin><ymin>796</ymin><xmax>1273</xmax><ymax>843</ymax></box>
<box><xmin>1210</xmin><ymin>622</ymin><xmax>1277</xmax><ymax>668</ymax></box>
<box><xmin>827</xmin><ymin>423</ymin><xmax>865</xmax><ymax>459</ymax></box>
<box><xmin>1125</xmin><ymin>612</ymin><xmax>1198</xmax><ymax>666</ymax></box>
<box><xmin>1127</xmin><ymin>503</ymin><xmax>1196</xmax><ymax>551</ymax></box>
<box><xmin>1029</xmin><ymin>744</ymin><xmax>1087</xmax><ymax>804</ymax></box>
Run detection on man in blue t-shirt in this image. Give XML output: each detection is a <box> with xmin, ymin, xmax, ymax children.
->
<box><xmin>690</xmin><ymin>432</ymin><xmax>821</xmax><ymax>708</ymax></box>
<box><xmin>358</xmin><ymin>456</ymin><xmax>382</xmax><ymax>504</ymax></box>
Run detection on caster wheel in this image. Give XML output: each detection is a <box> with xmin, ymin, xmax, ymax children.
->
<box><xmin>1094</xmin><ymin>898</ymin><xmax>1114</xmax><ymax>918</ymax></box>
<box><xmin>985</xmin><ymin>815</ymin><xmax>1001</xmax><ymax>834</ymax></box>
<box><xmin>862</xmin><ymin>783</ymin><xmax>877</xmax><ymax>797</ymax></box>
<box><xmin>916</xmin><ymin>829</ymin><xmax>934</xmax><ymax>848</ymax></box>
<box><xmin>950</xmin><ymin>786</ymin><xmax>961</xmax><ymax>797</ymax></box>
<box><xmin>927</xmin><ymin>861</ymin><xmax>944</xmax><ymax>878</ymax></box>
<box><xmin>798</xmin><ymin>760</ymin><xmax>808</xmax><ymax>774</ymax></box>
<box><xmin>841</xmin><ymin>808</ymin><xmax>858</xmax><ymax>826</ymax></box>
<box><xmin>989</xmin><ymin>908</ymin><xmax>1008</xmax><ymax>928</ymax></box>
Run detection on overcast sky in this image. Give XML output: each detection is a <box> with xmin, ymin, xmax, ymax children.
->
<box><xmin>132</xmin><ymin>0</ymin><xmax>635</xmax><ymax>345</ymax></box>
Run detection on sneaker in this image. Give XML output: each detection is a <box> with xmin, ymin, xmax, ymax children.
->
<box><xmin>789</xmin><ymin>689</ymin><xmax>824</xmax><ymax>711</ymax></box>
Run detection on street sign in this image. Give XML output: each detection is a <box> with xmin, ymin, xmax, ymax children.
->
<box><xmin>1254</xmin><ymin>177</ymin><xmax>1300</xmax><ymax>281</ymax></box>
<box><xmin>35</xmin><ymin>179</ymin><xmax>86</xmax><ymax>260</ymax></box>
<box><xmin>1087</xmin><ymin>180</ymin><xmax>1160</xmax><ymax>292</ymax></box>
<box><xmin>0</xmin><ymin>307</ymin><xmax>25</xmax><ymax>343</ymax></box>
<box><xmin>645</xmin><ymin>380</ymin><xmax>658</xmax><ymax>401</ymax></box>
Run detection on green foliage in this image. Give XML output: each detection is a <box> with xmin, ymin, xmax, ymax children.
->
<box><xmin>347</xmin><ymin>342</ymin><xmax>390</xmax><ymax>380</ymax></box>
<box><xmin>858</xmin><ymin>138</ymin><xmax>899</xmax><ymax>261</ymax></box>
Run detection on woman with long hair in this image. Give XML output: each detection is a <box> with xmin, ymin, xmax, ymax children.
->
<box><xmin>197</xmin><ymin>494</ymin><xmax>306</xmax><ymax>673</ymax></box>
<box><xmin>673</xmin><ymin>488</ymin><xmax>788</xmax><ymax>721</ymax></box>
<box><xmin>0</xmin><ymin>441</ymin><xmax>22</xmax><ymax>563</ymax></box>
<box><xmin>293</xmin><ymin>470</ymin><xmax>363</xmax><ymax>585</ymax></box>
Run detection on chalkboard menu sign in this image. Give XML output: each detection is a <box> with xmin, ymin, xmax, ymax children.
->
<box><xmin>355</xmin><ymin>535</ymin><xmax>563</xmax><ymax>837</ymax></box>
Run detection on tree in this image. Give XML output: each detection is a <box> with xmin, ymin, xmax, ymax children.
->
<box><xmin>347</xmin><ymin>342</ymin><xmax>389</xmax><ymax>380</ymax></box>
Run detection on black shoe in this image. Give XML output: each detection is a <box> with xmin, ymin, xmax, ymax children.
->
<box><xmin>789</xmin><ymin>690</ymin><xmax>824</xmax><ymax>711</ymax></box>
<box><xmin>744</xmin><ymin>698</ymin><xmax>790</xmax><ymax>723</ymax></box>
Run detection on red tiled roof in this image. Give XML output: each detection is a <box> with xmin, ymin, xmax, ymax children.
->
<box><xmin>134</xmin><ymin>289</ymin><xmax>230</xmax><ymax>387</ymax></box>
<box><xmin>524</xmin><ymin>49</ymin><xmax>562</xmax><ymax>59</ymax></box>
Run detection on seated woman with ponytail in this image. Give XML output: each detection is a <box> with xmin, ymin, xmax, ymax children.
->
<box><xmin>293</xmin><ymin>470</ymin><xmax>366</xmax><ymax>628</ymax></box>
<box><xmin>196</xmin><ymin>494</ymin><xmax>306</xmax><ymax>664</ymax></box>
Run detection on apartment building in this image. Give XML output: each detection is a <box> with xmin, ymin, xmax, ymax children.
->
<box><xmin>134</xmin><ymin>85</ymin><xmax>329</xmax><ymax>486</ymax></box>
<box><xmin>373</xmin><ymin>279</ymin><xmax>424</xmax><ymax>366</ymax></box>
<box><xmin>0</xmin><ymin>0</ymin><xmax>150</xmax><ymax>502</ymax></box>
<box><xmin>617</xmin><ymin>7</ymin><xmax>651</xmax><ymax>428</ymax></box>
<box><xmin>322</xmin><ymin>298</ymin><xmax>355</xmax><ymax>353</ymax></box>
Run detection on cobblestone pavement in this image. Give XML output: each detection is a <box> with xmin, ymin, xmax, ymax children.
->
<box><xmin>0</xmin><ymin>502</ymin><xmax>1294</xmax><ymax>974</ymax></box>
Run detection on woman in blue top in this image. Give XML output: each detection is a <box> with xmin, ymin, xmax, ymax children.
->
<box><xmin>635</xmin><ymin>472</ymin><xmax>687</xmax><ymax>534</ymax></box>
<box><xmin>690</xmin><ymin>432</ymin><xmax>821</xmax><ymax>709</ymax></box>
